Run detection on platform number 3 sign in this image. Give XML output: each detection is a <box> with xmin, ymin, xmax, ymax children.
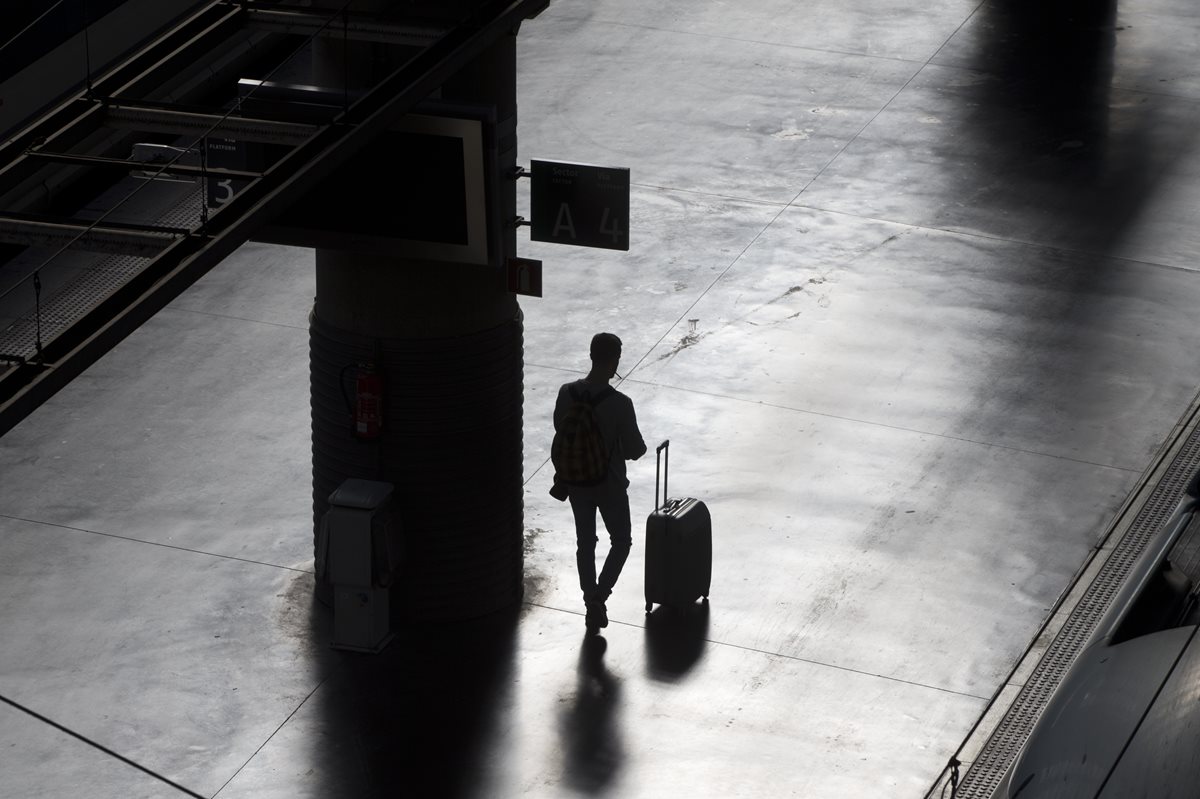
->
<box><xmin>204</xmin><ymin>137</ymin><xmax>252</xmax><ymax>209</ymax></box>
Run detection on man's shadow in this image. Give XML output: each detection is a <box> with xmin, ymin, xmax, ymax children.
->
<box><xmin>559</xmin><ymin>634</ymin><xmax>625</xmax><ymax>795</ymax></box>
<box><xmin>644</xmin><ymin>600</ymin><xmax>710</xmax><ymax>682</ymax></box>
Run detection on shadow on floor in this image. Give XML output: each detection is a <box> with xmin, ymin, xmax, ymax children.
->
<box><xmin>644</xmin><ymin>600</ymin><xmax>710</xmax><ymax>682</ymax></box>
<box><xmin>312</xmin><ymin>604</ymin><xmax>521</xmax><ymax>799</ymax></box>
<box><xmin>559</xmin><ymin>634</ymin><xmax>625</xmax><ymax>795</ymax></box>
<box><xmin>964</xmin><ymin>0</ymin><xmax>1195</xmax><ymax>250</ymax></box>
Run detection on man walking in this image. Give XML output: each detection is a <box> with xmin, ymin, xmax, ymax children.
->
<box><xmin>552</xmin><ymin>333</ymin><xmax>647</xmax><ymax>632</ymax></box>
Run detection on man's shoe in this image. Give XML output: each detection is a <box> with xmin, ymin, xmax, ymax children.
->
<box><xmin>585</xmin><ymin>601</ymin><xmax>608</xmax><ymax>630</ymax></box>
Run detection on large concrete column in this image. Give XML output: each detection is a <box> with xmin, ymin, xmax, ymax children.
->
<box><xmin>309</xmin><ymin>27</ymin><xmax>524</xmax><ymax>621</ymax></box>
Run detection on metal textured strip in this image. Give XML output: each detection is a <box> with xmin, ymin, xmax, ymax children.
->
<box><xmin>949</xmin><ymin>408</ymin><xmax>1200</xmax><ymax>798</ymax></box>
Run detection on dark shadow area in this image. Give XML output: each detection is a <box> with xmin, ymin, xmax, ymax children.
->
<box><xmin>931</xmin><ymin>0</ymin><xmax>1200</xmax><ymax>455</ymax></box>
<box><xmin>313</xmin><ymin>605</ymin><xmax>521</xmax><ymax>799</ymax></box>
<box><xmin>974</xmin><ymin>0</ymin><xmax>1118</xmax><ymax>140</ymax></box>
<box><xmin>960</xmin><ymin>0</ymin><xmax>1117</xmax><ymax>235</ymax></box>
<box><xmin>643</xmin><ymin>600</ymin><xmax>710</xmax><ymax>682</ymax></box>
<box><xmin>960</xmin><ymin>0</ymin><xmax>1195</xmax><ymax>252</ymax></box>
<box><xmin>558</xmin><ymin>634</ymin><xmax>625</xmax><ymax>795</ymax></box>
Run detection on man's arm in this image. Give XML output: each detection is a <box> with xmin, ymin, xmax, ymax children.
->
<box><xmin>622</xmin><ymin>397</ymin><xmax>647</xmax><ymax>461</ymax></box>
<box><xmin>553</xmin><ymin>385</ymin><xmax>569</xmax><ymax>433</ymax></box>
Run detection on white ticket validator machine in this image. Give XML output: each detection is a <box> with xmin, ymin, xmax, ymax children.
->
<box><xmin>324</xmin><ymin>479</ymin><xmax>402</xmax><ymax>652</ymax></box>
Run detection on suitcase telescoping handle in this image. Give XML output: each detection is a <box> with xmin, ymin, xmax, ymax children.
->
<box><xmin>655</xmin><ymin>440</ymin><xmax>669</xmax><ymax>511</ymax></box>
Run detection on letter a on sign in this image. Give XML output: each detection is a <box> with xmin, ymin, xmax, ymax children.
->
<box><xmin>553</xmin><ymin>203</ymin><xmax>576</xmax><ymax>240</ymax></box>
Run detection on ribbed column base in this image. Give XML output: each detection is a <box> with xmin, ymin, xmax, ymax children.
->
<box><xmin>309</xmin><ymin>310</ymin><xmax>524</xmax><ymax>622</ymax></box>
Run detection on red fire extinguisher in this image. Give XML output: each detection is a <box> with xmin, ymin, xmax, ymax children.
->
<box><xmin>341</xmin><ymin>362</ymin><xmax>384</xmax><ymax>440</ymax></box>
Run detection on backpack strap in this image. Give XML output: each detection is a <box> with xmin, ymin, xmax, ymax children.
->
<box><xmin>591</xmin><ymin>387</ymin><xmax>619</xmax><ymax>463</ymax></box>
<box><xmin>568</xmin><ymin>383</ymin><xmax>616</xmax><ymax>406</ymax></box>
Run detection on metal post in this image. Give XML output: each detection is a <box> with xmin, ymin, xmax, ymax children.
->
<box><xmin>81</xmin><ymin>0</ymin><xmax>94</xmax><ymax>99</ymax></box>
<box><xmin>33</xmin><ymin>271</ymin><xmax>43</xmax><ymax>362</ymax></box>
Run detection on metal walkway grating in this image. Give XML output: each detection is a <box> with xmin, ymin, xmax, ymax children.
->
<box><xmin>947</xmin><ymin>400</ymin><xmax>1200</xmax><ymax>798</ymax></box>
<box><xmin>0</xmin><ymin>191</ymin><xmax>201</xmax><ymax>362</ymax></box>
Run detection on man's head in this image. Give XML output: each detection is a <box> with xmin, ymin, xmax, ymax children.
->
<box><xmin>590</xmin><ymin>332</ymin><xmax>622</xmax><ymax>378</ymax></box>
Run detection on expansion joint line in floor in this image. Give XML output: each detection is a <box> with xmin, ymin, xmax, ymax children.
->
<box><xmin>522</xmin><ymin>600</ymin><xmax>988</xmax><ymax>701</ymax></box>
<box><xmin>0</xmin><ymin>692</ymin><xmax>207</xmax><ymax>799</ymax></box>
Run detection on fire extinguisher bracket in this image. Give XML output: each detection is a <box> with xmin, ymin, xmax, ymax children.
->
<box><xmin>340</xmin><ymin>362</ymin><xmax>385</xmax><ymax>441</ymax></box>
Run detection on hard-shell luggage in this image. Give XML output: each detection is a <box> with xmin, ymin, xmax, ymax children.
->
<box><xmin>645</xmin><ymin>440</ymin><xmax>712</xmax><ymax>612</ymax></box>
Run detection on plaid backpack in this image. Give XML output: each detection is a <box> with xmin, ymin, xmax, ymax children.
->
<box><xmin>552</xmin><ymin>385</ymin><xmax>616</xmax><ymax>486</ymax></box>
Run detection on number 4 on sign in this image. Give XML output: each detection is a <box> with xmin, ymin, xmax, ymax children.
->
<box><xmin>600</xmin><ymin>208</ymin><xmax>623</xmax><ymax>246</ymax></box>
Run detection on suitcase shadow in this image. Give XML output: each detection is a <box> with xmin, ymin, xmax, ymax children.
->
<box><xmin>644</xmin><ymin>600</ymin><xmax>710</xmax><ymax>682</ymax></box>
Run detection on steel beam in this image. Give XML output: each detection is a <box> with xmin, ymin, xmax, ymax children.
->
<box><xmin>245</xmin><ymin>7</ymin><xmax>446</xmax><ymax>46</ymax></box>
<box><xmin>104</xmin><ymin>103</ymin><xmax>317</xmax><ymax>146</ymax></box>
<box><xmin>25</xmin><ymin>151</ymin><xmax>262</xmax><ymax>182</ymax></box>
<box><xmin>0</xmin><ymin>216</ymin><xmax>182</xmax><ymax>257</ymax></box>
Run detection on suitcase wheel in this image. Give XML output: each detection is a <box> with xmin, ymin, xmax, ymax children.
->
<box><xmin>645</xmin><ymin>602</ymin><xmax>652</xmax><ymax>613</ymax></box>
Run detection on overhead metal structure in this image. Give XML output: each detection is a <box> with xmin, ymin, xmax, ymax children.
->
<box><xmin>0</xmin><ymin>0</ymin><xmax>547</xmax><ymax>437</ymax></box>
<box><xmin>243</xmin><ymin>6</ymin><xmax>448</xmax><ymax>45</ymax></box>
<box><xmin>0</xmin><ymin>214</ymin><xmax>186</xmax><ymax>256</ymax></box>
<box><xmin>103</xmin><ymin>102</ymin><xmax>318</xmax><ymax>144</ymax></box>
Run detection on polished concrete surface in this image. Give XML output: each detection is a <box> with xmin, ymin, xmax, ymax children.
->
<box><xmin>4</xmin><ymin>0</ymin><xmax>1200</xmax><ymax>796</ymax></box>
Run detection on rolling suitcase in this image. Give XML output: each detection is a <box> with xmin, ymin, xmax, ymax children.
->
<box><xmin>645</xmin><ymin>440</ymin><xmax>712</xmax><ymax>612</ymax></box>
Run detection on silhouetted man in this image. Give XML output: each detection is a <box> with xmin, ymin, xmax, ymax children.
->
<box><xmin>552</xmin><ymin>333</ymin><xmax>647</xmax><ymax>631</ymax></box>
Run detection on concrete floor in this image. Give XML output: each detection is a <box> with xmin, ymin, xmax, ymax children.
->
<box><xmin>4</xmin><ymin>0</ymin><xmax>1200</xmax><ymax>796</ymax></box>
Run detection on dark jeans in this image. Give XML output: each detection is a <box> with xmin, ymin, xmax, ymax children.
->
<box><xmin>568</xmin><ymin>480</ymin><xmax>633</xmax><ymax>603</ymax></box>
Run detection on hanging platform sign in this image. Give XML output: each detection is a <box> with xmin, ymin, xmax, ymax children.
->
<box><xmin>204</xmin><ymin>137</ymin><xmax>252</xmax><ymax>208</ymax></box>
<box><xmin>529</xmin><ymin>159</ymin><xmax>629</xmax><ymax>251</ymax></box>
